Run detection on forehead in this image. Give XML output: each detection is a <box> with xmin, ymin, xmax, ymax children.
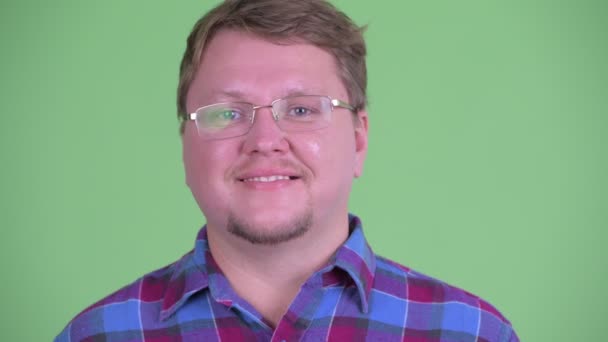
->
<box><xmin>186</xmin><ymin>30</ymin><xmax>347</xmax><ymax>108</ymax></box>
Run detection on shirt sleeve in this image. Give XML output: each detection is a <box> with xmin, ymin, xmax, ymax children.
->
<box><xmin>54</xmin><ymin>323</ymin><xmax>71</xmax><ymax>342</ymax></box>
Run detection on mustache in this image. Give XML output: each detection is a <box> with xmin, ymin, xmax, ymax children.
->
<box><xmin>228</xmin><ymin>158</ymin><xmax>310</xmax><ymax>180</ymax></box>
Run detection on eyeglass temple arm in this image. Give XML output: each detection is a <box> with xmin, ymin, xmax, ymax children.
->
<box><xmin>331</xmin><ymin>99</ymin><xmax>356</xmax><ymax>112</ymax></box>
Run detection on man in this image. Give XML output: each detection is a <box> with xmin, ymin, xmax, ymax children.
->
<box><xmin>57</xmin><ymin>0</ymin><xmax>518</xmax><ymax>341</ymax></box>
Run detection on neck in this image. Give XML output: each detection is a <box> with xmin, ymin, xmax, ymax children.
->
<box><xmin>206</xmin><ymin>214</ymin><xmax>349</xmax><ymax>327</ymax></box>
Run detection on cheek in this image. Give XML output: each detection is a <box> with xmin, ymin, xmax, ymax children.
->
<box><xmin>297</xmin><ymin>129</ymin><xmax>357</xmax><ymax>179</ymax></box>
<box><xmin>183</xmin><ymin>138</ymin><xmax>230</xmax><ymax>189</ymax></box>
<box><xmin>300</xmin><ymin>139</ymin><xmax>322</xmax><ymax>160</ymax></box>
<box><xmin>183</xmin><ymin>140</ymin><xmax>237</xmax><ymax>220</ymax></box>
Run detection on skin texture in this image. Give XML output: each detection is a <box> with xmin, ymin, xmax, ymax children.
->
<box><xmin>182</xmin><ymin>29</ymin><xmax>368</xmax><ymax>326</ymax></box>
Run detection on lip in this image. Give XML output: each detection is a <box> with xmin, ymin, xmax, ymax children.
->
<box><xmin>236</xmin><ymin>168</ymin><xmax>302</xmax><ymax>182</ymax></box>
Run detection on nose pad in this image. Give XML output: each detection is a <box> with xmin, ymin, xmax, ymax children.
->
<box><xmin>252</xmin><ymin>105</ymin><xmax>279</xmax><ymax>121</ymax></box>
<box><xmin>242</xmin><ymin>105</ymin><xmax>288</xmax><ymax>154</ymax></box>
<box><xmin>270</xmin><ymin>106</ymin><xmax>280</xmax><ymax>122</ymax></box>
<box><xmin>250</xmin><ymin>105</ymin><xmax>281</xmax><ymax>131</ymax></box>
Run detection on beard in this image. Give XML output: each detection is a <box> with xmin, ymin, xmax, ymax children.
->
<box><xmin>226</xmin><ymin>206</ymin><xmax>313</xmax><ymax>245</ymax></box>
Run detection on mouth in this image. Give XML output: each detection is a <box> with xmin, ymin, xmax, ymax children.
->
<box><xmin>239</xmin><ymin>175</ymin><xmax>301</xmax><ymax>183</ymax></box>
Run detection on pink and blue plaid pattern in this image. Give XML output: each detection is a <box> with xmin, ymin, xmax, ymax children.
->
<box><xmin>56</xmin><ymin>215</ymin><xmax>518</xmax><ymax>341</ymax></box>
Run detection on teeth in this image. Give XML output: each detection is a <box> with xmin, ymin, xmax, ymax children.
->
<box><xmin>244</xmin><ymin>175</ymin><xmax>291</xmax><ymax>182</ymax></box>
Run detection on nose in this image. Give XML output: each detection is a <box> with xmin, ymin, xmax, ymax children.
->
<box><xmin>241</xmin><ymin>106</ymin><xmax>289</xmax><ymax>155</ymax></box>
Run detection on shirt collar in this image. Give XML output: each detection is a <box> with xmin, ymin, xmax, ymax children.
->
<box><xmin>332</xmin><ymin>214</ymin><xmax>376</xmax><ymax>313</ymax></box>
<box><xmin>160</xmin><ymin>228</ymin><xmax>211</xmax><ymax>321</ymax></box>
<box><xmin>160</xmin><ymin>214</ymin><xmax>376</xmax><ymax>320</ymax></box>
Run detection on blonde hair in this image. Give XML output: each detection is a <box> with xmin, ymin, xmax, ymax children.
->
<box><xmin>176</xmin><ymin>0</ymin><xmax>367</xmax><ymax>133</ymax></box>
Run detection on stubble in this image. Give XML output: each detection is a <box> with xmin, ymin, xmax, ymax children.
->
<box><xmin>226</xmin><ymin>206</ymin><xmax>313</xmax><ymax>245</ymax></box>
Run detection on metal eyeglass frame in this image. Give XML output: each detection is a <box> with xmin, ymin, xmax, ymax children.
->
<box><xmin>181</xmin><ymin>95</ymin><xmax>356</xmax><ymax>139</ymax></box>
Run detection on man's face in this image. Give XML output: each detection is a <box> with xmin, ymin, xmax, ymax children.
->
<box><xmin>183</xmin><ymin>30</ymin><xmax>368</xmax><ymax>244</ymax></box>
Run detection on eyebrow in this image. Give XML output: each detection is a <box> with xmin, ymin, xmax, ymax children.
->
<box><xmin>212</xmin><ymin>89</ymin><xmax>247</xmax><ymax>101</ymax></box>
<box><xmin>209</xmin><ymin>87</ymin><xmax>325</xmax><ymax>103</ymax></box>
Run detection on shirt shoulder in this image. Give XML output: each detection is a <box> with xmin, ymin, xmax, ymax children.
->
<box><xmin>370</xmin><ymin>255</ymin><xmax>519</xmax><ymax>342</ymax></box>
<box><xmin>55</xmin><ymin>250</ymin><xmax>196</xmax><ymax>342</ymax></box>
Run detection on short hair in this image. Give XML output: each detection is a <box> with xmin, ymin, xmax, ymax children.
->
<box><xmin>176</xmin><ymin>0</ymin><xmax>367</xmax><ymax>133</ymax></box>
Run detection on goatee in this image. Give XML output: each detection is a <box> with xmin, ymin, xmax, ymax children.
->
<box><xmin>227</xmin><ymin>209</ymin><xmax>313</xmax><ymax>245</ymax></box>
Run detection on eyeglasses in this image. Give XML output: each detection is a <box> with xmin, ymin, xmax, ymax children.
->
<box><xmin>183</xmin><ymin>95</ymin><xmax>355</xmax><ymax>140</ymax></box>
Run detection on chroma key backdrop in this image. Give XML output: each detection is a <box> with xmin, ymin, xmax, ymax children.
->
<box><xmin>1</xmin><ymin>0</ymin><xmax>606</xmax><ymax>341</ymax></box>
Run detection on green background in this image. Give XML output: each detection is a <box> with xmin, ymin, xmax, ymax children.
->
<box><xmin>1</xmin><ymin>0</ymin><xmax>606</xmax><ymax>340</ymax></box>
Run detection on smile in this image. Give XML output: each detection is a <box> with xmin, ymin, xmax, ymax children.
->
<box><xmin>241</xmin><ymin>175</ymin><xmax>298</xmax><ymax>182</ymax></box>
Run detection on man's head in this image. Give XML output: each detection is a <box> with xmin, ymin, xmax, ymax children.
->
<box><xmin>179</xmin><ymin>0</ymin><xmax>369</xmax><ymax>245</ymax></box>
<box><xmin>177</xmin><ymin>0</ymin><xmax>367</xmax><ymax>132</ymax></box>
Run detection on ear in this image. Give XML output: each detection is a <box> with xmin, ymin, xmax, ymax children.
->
<box><xmin>353</xmin><ymin>109</ymin><xmax>369</xmax><ymax>178</ymax></box>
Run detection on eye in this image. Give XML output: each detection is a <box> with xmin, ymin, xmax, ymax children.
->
<box><xmin>288</xmin><ymin>106</ymin><xmax>312</xmax><ymax>117</ymax></box>
<box><xmin>203</xmin><ymin>107</ymin><xmax>244</xmax><ymax>128</ymax></box>
<box><xmin>216</xmin><ymin>109</ymin><xmax>241</xmax><ymax>121</ymax></box>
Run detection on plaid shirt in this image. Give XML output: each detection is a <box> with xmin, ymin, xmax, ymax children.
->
<box><xmin>56</xmin><ymin>215</ymin><xmax>518</xmax><ymax>341</ymax></box>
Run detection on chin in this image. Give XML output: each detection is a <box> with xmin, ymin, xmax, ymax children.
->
<box><xmin>226</xmin><ymin>208</ymin><xmax>313</xmax><ymax>245</ymax></box>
